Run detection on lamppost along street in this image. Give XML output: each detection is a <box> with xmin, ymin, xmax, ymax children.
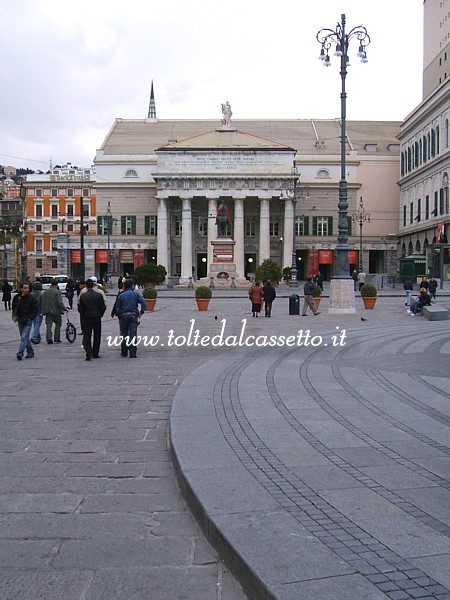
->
<box><xmin>352</xmin><ymin>196</ymin><xmax>370</xmax><ymax>272</ymax></box>
<box><xmin>280</xmin><ymin>163</ymin><xmax>300</xmax><ymax>288</ymax></box>
<box><xmin>316</xmin><ymin>14</ymin><xmax>370</xmax><ymax>312</ymax></box>
<box><xmin>106</xmin><ymin>201</ymin><xmax>113</xmax><ymax>280</ymax></box>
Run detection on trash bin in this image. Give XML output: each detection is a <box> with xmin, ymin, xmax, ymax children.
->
<box><xmin>289</xmin><ymin>294</ymin><xmax>300</xmax><ymax>315</ymax></box>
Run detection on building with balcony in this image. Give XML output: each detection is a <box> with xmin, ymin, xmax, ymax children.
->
<box><xmin>22</xmin><ymin>164</ymin><xmax>96</xmax><ymax>278</ymax></box>
<box><xmin>398</xmin><ymin>0</ymin><xmax>450</xmax><ymax>284</ymax></box>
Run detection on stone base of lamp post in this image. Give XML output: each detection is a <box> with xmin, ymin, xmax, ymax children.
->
<box><xmin>328</xmin><ymin>278</ymin><xmax>356</xmax><ymax>314</ymax></box>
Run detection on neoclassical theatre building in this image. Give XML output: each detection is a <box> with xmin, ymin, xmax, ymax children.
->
<box><xmin>92</xmin><ymin>105</ymin><xmax>401</xmax><ymax>284</ymax></box>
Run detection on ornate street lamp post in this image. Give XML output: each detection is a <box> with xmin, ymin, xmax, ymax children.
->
<box><xmin>352</xmin><ymin>196</ymin><xmax>370</xmax><ymax>272</ymax></box>
<box><xmin>281</xmin><ymin>163</ymin><xmax>300</xmax><ymax>288</ymax></box>
<box><xmin>317</xmin><ymin>14</ymin><xmax>370</xmax><ymax>312</ymax></box>
<box><xmin>106</xmin><ymin>201</ymin><xmax>113</xmax><ymax>281</ymax></box>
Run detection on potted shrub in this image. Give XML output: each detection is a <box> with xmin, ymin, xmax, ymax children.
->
<box><xmin>282</xmin><ymin>266</ymin><xmax>292</xmax><ymax>283</ymax></box>
<box><xmin>142</xmin><ymin>287</ymin><xmax>157</xmax><ymax>311</ymax></box>
<box><xmin>360</xmin><ymin>283</ymin><xmax>377</xmax><ymax>309</ymax></box>
<box><xmin>255</xmin><ymin>259</ymin><xmax>283</xmax><ymax>286</ymax></box>
<box><xmin>133</xmin><ymin>263</ymin><xmax>167</xmax><ymax>288</ymax></box>
<box><xmin>195</xmin><ymin>285</ymin><xmax>212</xmax><ymax>311</ymax></box>
<box><xmin>313</xmin><ymin>284</ymin><xmax>322</xmax><ymax>309</ymax></box>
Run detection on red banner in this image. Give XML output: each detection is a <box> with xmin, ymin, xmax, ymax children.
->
<box><xmin>70</xmin><ymin>250</ymin><xmax>81</xmax><ymax>263</ymax></box>
<box><xmin>96</xmin><ymin>249</ymin><xmax>109</xmax><ymax>263</ymax></box>
<box><xmin>437</xmin><ymin>221</ymin><xmax>445</xmax><ymax>243</ymax></box>
<box><xmin>309</xmin><ymin>249</ymin><xmax>319</xmax><ymax>277</ymax></box>
<box><xmin>134</xmin><ymin>249</ymin><xmax>145</xmax><ymax>268</ymax></box>
<box><xmin>319</xmin><ymin>250</ymin><xmax>334</xmax><ymax>264</ymax></box>
<box><xmin>348</xmin><ymin>250</ymin><xmax>359</xmax><ymax>265</ymax></box>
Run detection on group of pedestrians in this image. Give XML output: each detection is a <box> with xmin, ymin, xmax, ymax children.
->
<box><xmin>404</xmin><ymin>276</ymin><xmax>438</xmax><ymax>316</ymax></box>
<box><xmin>248</xmin><ymin>280</ymin><xmax>277</xmax><ymax>318</ymax></box>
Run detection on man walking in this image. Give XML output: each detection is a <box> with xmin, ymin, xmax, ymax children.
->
<box><xmin>357</xmin><ymin>269</ymin><xmax>366</xmax><ymax>291</ymax></box>
<box><xmin>30</xmin><ymin>281</ymin><xmax>44</xmax><ymax>344</ymax></box>
<box><xmin>262</xmin><ymin>280</ymin><xmax>276</xmax><ymax>317</ymax></box>
<box><xmin>114</xmin><ymin>278</ymin><xmax>146</xmax><ymax>358</ymax></box>
<box><xmin>302</xmin><ymin>277</ymin><xmax>320</xmax><ymax>316</ymax></box>
<box><xmin>12</xmin><ymin>282</ymin><xmax>39</xmax><ymax>360</ymax></box>
<box><xmin>41</xmin><ymin>278</ymin><xmax>66</xmax><ymax>344</ymax></box>
<box><xmin>78</xmin><ymin>279</ymin><xmax>106</xmax><ymax>361</ymax></box>
<box><xmin>403</xmin><ymin>278</ymin><xmax>414</xmax><ymax>307</ymax></box>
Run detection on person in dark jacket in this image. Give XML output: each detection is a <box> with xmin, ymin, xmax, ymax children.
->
<box><xmin>302</xmin><ymin>277</ymin><xmax>320</xmax><ymax>316</ymax></box>
<box><xmin>2</xmin><ymin>280</ymin><xmax>13</xmax><ymax>310</ymax></box>
<box><xmin>262</xmin><ymin>280</ymin><xmax>276</xmax><ymax>317</ymax></box>
<box><xmin>12</xmin><ymin>282</ymin><xmax>39</xmax><ymax>360</ymax></box>
<box><xmin>403</xmin><ymin>278</ymin><xmax>414</xmax><ymax>307</ymax></box>
<box><xmin>409</xmin><ymin>288</ymin><xmax>431</xmax><ymax>315</ymax></box>
<box><xmin>78</xmin><ymin>278</ymin><xmax>106</xmax><ymax>361</ymax></box>
<box><xmin>114</xmin><ymin>278</ymin><xmax>146</xmax><ymax>358</ymax></box>
<box><xmin>65</xmin><ymin>278</ymin><xmax>75</xmax><ymax>309</ymax></box>
<box><xmin>428</xmin><ymin>277</ymin><xmax>438</xmax><ymax>300</ymax></box>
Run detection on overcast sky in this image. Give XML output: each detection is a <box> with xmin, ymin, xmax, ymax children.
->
<box><xmin>1</xmin><ymin>0</ymin><xmax>423</xmax><ymax>170</ymax></box>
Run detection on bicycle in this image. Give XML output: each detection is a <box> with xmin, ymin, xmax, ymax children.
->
<box><xmin>65</xmin><ymin>312</ymin><xmax>77</xmax><ymax>343</ymax></box>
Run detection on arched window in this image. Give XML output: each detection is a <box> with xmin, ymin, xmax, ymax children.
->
<box><xmin>427</xmin><ymin>132</ymin><xmax>431</xmax><ymax>159</ymax></box>
<box><xmin>419</xmin><ymin>138</ymin><xmax>422</xmax><ymax>164</ymax></box>
<box><xmin>125</xmin><ymin>169</ymin><xmax>138</xmax><ymax>178</ymax></box>
<box><xmin>431</xmin><ymin>129</ymin><xmax>436</xmax><ymax>157</ymax></box>
<box><xmin>316</xmin><ymin>169</ymin><xmax>331</xmax><ymax>179</ymax></box>
<box><xmin>401</xmin><ymin>243</ymin><xmax>406</xmax><ymax>257</ymax></box>
<box><xmin>414</xmin><ymin>141</ymin><xmax>419</xmax><ymax>168</ymax></box>
<box><xmin>445</xmin><ymin>119</ymin><xmax>449</xmax><ymax>148</ymax></box>
<box><xmin>423</xmin><ymin>239</ymin><xmax>429</xmax><ymax>255</ymax></box>
<box><xmin>415</xmin><ymin>240</ymin><xmax>421</xmax><ymax>253</ymax></box>
<box><xmin>407</xmin><ymin>147</ymin><xmax>412</xmax><ymax>172</ymax></box>
<box><xmin>423</xmin><ymin>135</ymin><xmax>427</xmax><ymax>162</ymax></box>
<box><xmin>401</xmin><ymin>153</ymin><xmax>405</xmax><ymax>176</ymax></box>
<box><xmin>436</xmin><ymin>126</ymin><xmax>440</xmax><ymax>154</ymax></box>
<box><xmin>408</xmin><ymin>241</ymin><xmax>413</xmax><ymax>255</ymax></box>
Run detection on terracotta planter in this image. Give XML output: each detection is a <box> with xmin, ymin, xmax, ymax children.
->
<box><xmin>145</xmin><ymin>298</ymin><xmax>157</xmax><ymax>311</ymax></box>
<box><xmin>313</xmin><ymin>297</ymin><xmax>321</xmax><ymax>309</ymax></box>
<box><xmin>362</xmin><ymin>296</ymin><xmax>377</xmax><ymax>309</ymax></box>
<box><xmin>196</xmin><ymin>298</ymin><xmax>210</xmax><ymax>311</ymax></box>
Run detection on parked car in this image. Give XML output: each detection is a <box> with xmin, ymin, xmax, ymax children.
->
<box><xmin>39</xmin><ymin>275</ymin><xmax>69</xmax><ymax>293</ymax></box>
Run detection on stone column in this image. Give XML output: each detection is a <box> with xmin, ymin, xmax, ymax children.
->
<box><xmin>207</xmin><ymin>198</ymin><xmax>218</xmax><ymax>268</ymax></box>
<box><xmin>259</xmin><ymin>198</ymin><xmax>271</xmax><ymax>263</ymax></box>
<box><xmin>234</xmin><ymin>198</ymin><xmax>245</xmax><ymax>277</ymax></box>
<box><xmin>283</xmin><ymin>198</ymin><xmax>293</xmax><ymax>269</ymax></box>
<box><xmin>157</xmin><ymin>198</ymin><xmax>169</xmax><ymax>274</ymax></box>
<box><xmin>181</xmin><ymin>198</ymin><xmax>192</xmax><ymax>281</ymax></box>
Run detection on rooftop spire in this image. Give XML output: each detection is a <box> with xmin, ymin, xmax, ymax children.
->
<box><xmin>147</xmin><ymin>81</ymin><xmax>157</xmax><ymax>119</ymax></box>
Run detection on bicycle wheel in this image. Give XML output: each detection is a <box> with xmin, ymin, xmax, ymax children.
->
<box><xmin>66</xmin><ymin>322</ymin><xmax>77</xmax><ymax>343</ymax></box>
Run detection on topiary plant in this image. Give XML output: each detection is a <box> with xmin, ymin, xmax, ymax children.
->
<box><xmin>360</xmin><ymin>283</ymin><xmax>377</xmax><ymax>297</ymax></box>
<box><xmin>282</xmin><ymin>266</ymin><xmax>292</xmax><ymax>281</ymax></box>
<box><xmin>255</xmin><ymin>259</ymin><xmax>283</xmax><ymax>285</ymax></box>
<box><xmin>195</xmin><ymin>285</ymin><xmax>212</xmax><ymax>299</ymax></box>
<box><xmin>313</xmin><ymin>284</ymin><xmax>322</xmax><ymax>297</ymax></box>
<box><xmin>142</xmin><ymin>287</ymin><xmax>158</xmax><ymax>299</ymax></box>
<box><xmin>132</xmin><ymin>263</ymin><xmax>167</xmax><ymax>286</ymax></box>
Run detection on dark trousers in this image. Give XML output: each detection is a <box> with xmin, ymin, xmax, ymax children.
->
<box><xmin>265</xmin><ymin>301</ymin><xmax>273</xmax><ymax>317</ymax></box>
<box><xmin>82</xmin><ymin>318</ymin><xmax>101</xmax><ymax>359</ymax></box>
<box><xmin>119</xmin><ymin>313</ymin><xmax>139</xmax><ymax>357</ymax></box>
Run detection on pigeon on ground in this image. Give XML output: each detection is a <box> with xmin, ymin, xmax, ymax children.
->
<box><xmin>214</xmin><ymin>315</ymin><xmax>218</xmax><ymax>320</ymax></box>
<box><xmin>361</xmin><ymin>317</ymin><xmax>367</xmax><ymax>322</ymax></box>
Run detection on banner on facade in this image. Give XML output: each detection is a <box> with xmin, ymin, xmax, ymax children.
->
<box><xmin>134</xmin><ymin>249</ymin><xmax>145</xmax><ymax>268</ymax></box>
<box><xmin>348</xmin><ymin>250</ymin><xmax>359</xmax><ymax>265</ymax></box>
<box><xmin>436</xmin><ymin>221</ymin><xmax>445</xmax><ymax>243</ymax></box>
<box><xmin>309</xmin><ymin>249</ymin><xmax>319</xmax><ymax>277</ymax></box>
<box><xmin>318</xmin><ymin>250</ymin><xmax>333</xmax><ymax>264</ymax></box>
<box><xmin>95</xmin><ymin>249</ymin><xmax>109</xmax><ymax>263</ymax></box>
<box><xmin>70</xmin><ymin>250</ymin><xmax>81</xmax><ymax>263</ymax></box>
<box><xmin>120</xmin><ymin>249</ymin><xmax>134</xmax><ymax>263</ymax></box>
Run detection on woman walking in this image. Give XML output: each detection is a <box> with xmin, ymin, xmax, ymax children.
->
<box><xmin>248</xmin><ymin>281</ymin><xmax>264</xmax><ymax>318</ymax></box>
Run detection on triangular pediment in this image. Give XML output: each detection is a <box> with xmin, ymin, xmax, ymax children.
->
<box><xmin>157</xmin><ymin>129</ymin><xmax>295</xmax><ymax>152</ymax></box>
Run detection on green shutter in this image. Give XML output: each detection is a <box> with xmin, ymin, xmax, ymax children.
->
<box><xmin>304</xmin><ymin>216</ymin><xmax>309</xmax><ymax>236</ymax></box>
<box><xmin>132</xmin><ymin>216</ymin><xmax>137</xmax><ymax>235</ymax></box>
<box><xmin>144</xmin><ymin>216</ymin><xmax>149</xmax><ymax>236</ymax></box>
<box><xmin>121</xmin><ymin>216</ymin><xmax>126</xmax><ymax>235</ymax></box>
<box><xmin>347</xmin><ymin>217</ymin><xmax>352</xmax><ymax>237</ymax></box>
<box><xmin>328</xmin><ymin>217</ymin><xmax>333</xmax><ymax>237</ymax></box>
<box><xmin>312</xmin><ymin>216</ymin><xmax>318</xmax><ymax>236</ymax></box>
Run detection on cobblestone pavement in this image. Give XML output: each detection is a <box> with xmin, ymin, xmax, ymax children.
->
<box><xmin>0</xmin><ymin>295</ymin><xmax>247</xmax><ymax>600</ymax></box>
<box><xmin>1</xmin><ymin>291</ymin><xmax>449</xmax><ymax>599</ymax></box>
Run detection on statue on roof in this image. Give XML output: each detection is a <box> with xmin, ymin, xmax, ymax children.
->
<box><xmin>221</xmin><ymin>101</ymin><xmax>232</xmax><ymax>127</ymax></box>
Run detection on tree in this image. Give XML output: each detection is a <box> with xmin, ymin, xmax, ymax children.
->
<box><xmin>255</xmin><ymin>259</ymin><xmax>283</xmax><ymax>284</ymax></box>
